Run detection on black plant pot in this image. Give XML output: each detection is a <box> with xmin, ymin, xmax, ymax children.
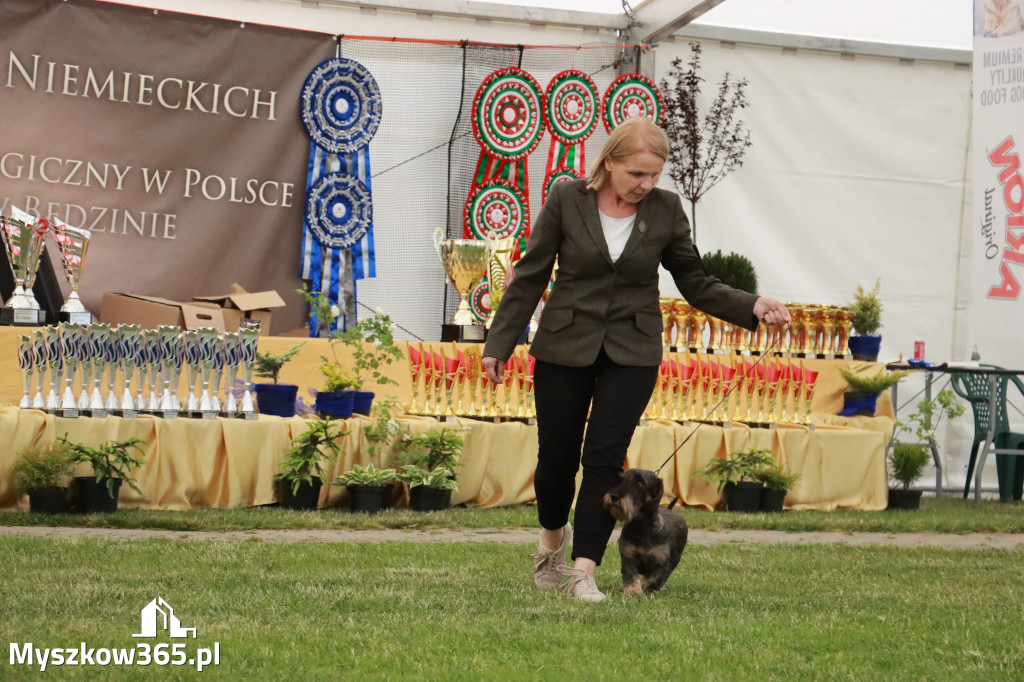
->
<box><xmin>280</xmin><ymin>479</ymin><xmax>322</xmax><ymax>510</ymax></box>
<box><xmin>722</xmin><ymin>481</ymin><xmax>763</xmax><ymax>513</ymax></box>
<box><xmin>71</xmin><ymin>476</ymin><xmax>121</xmax><ymax>513</ymax></box>
<box><xmin>347</xmin><ymin>484</ymin><xmax>390</xmax><ymax>514</ymax></box>
<box><xmin>847</xmin><ymin>334</ymin><xmax>882</xmax><ymax>361</ymax></box>
<box><xmin>760</xmin><ymin>488</ymin><xmax>787</xmax><ymax>513</ymax></box>
<box><xmin>409</xmin><ymin>485</ymin><xmax>451</xmax><ymax>512</ymax></box>
<box><xmin>28</xmin><ymin>486</ymin><xmax>68</xmax><ymax>514</ymax></box>
<box><xmin>887</xmin><ymin>487</ymin><xmax>923</xmax><ymax>510</ymax></box>
<box><xmin>839</xmin><ymin>391</ymin><xmax>881</xmax><ymax>417</ymax></box>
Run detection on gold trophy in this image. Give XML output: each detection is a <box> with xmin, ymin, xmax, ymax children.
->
<box><xmin>433</xmin><ymin>228</ymin><xmax>488</xmax><ymax>327</ymax></box>
<box><xmin>485</xmin><ymin>237</ymin><xmax>516</xmax><ymax>329</ymax></box>
<box><xmin>52</xmin><ymin>219</ymin><xmax>93</xmax><ymax>324</ymax></box>
<box><xmin>1</xmin><ymin>209</ymin><xmax>49</xmax><ymax>325</ymax></box>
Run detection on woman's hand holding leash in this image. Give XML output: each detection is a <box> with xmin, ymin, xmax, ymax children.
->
<box><xmin>753</xmin><ymin>296</ymin><xmax>791</xmax><ymax>329</ymax></box>
<box><xmin>482</xmin><ymin>356</ymin><xmax>504</xmax><ymax>384</ymax></box>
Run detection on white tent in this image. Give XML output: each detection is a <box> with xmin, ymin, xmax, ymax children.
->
<box><xmin>96</xmin><ymin>0</ymin><xmax>985</xmax><ymax>490</ymax></box>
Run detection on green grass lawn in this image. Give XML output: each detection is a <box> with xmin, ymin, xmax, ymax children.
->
<box><xmin>1</xmin><ymin>496</ymin><xmax>1023</xmax><ymax>534</ymax></box>
<box><xmin>1</xmin><ymin>536</ymin><xmax>1022</xmax><ymax>680</ymax></box>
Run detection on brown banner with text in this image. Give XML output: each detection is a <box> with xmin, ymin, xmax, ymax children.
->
<box><xmin>0</xmin><ymin>0</ymin><xmax>335</xmax><ymax>332</ymax></box>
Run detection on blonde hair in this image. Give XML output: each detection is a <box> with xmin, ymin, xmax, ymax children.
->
<box><xmin>587</xmin><ymin>116</ymin><xmax>669</xmax><ymax>191</ymax></box>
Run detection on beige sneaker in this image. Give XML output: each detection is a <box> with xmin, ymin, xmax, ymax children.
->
<box><xmin>558</xmin><ymin>566</ymin><xmax>605</xmax><ymax>603</ymax></box>
<box><xmin>530</xmin><ymin>523</ymin><xmax>571</xmax><ymax>590</ymax></box>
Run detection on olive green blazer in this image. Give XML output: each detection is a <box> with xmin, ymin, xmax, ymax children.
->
<box><xmin>483</xmin><ymin>179</ymin><xmax>758</xmax><ymax>367</ymax></box>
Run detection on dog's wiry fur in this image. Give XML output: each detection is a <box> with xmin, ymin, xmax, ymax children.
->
<box><xmin>603</xmin><ymin>468</ymin><xmax>688</xmax><ymax>596</ymax></box>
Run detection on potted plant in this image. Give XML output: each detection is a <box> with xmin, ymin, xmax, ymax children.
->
<box><xmin>61</xmin><ymin>435</ymin><xmax>147</xmax><ymax>513</ymax></box>
<box><xmin>887</xmin><ymin>389</ymin><xmax>965</xmax><ymax>510</ymax></box>
<box><xmin>275</xmin><ymin>417</ymin><xmax>345</xmax><ymax>510</ymax></box>
<box><xmin>696</xmin><ymin>447</ymin><xmax>775</xmax><ymax>512</ymax></box>
<box><xmin>396</xmin><ymin>465</ymin><xmax>459</xmax><ymax>512</ymax></box>
<box><xmin>301</xmin><ymin>286</ymin><xmax>404</xmax><ymax>416</ymax></box>
<box><xmin>253</xmin><ymin>342</ymin><xmax>306</xmax><ymax>417</ymax></box>
<box><xmin>846</xmin><ymin>278</ymin><xmax>883</xmax><ymax>361</ymax></box>
<box><xmin>359</xmin><ymin>398</ymin><xmax>406</xmax><ymax>506</ymax></box>
<box><xmin>12</xmin><ymin>441</ymin><xmax>75</xmax><ymax>514</ymax></box>
<box><xmin>751</xmin><ymin>464</ymin><xmax>801</xmax><ymax>512</ymax></box>
<box><xmin>334</xmin><ymin>464</ymin><xmax>396</xmax><ymax>514</ymax></box>
<box><xmin>395</xmin><ymin>425</ymin><xmax>465</xmax><ymax>512</ymax></box>
<box><xmin>315</xmin><ymin>362</ymin><xmax>360</xmax><ymax>419</ymax></box>
<box><xmin>838</xmin><ymin>368</ymin><xmax>909</xmax><ymax>417</ymax></box>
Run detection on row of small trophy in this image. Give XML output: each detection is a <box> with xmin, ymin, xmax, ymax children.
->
<box><xmin>644</xmin><ymin>355</ymin><xmax>820</xmax><ymax>426</ymax></box>
<box><xmin>16</xmin><ymin>323</ymin><xmax>262</xmax><ymax>420</ymax></box>
<box><xmin>661</xmin><ymin>298</ymin><xmax>852</xmax><ymax>358</ymax></box>
<box><xmin>2</xmin><ymin>207</ymin><xmax>92</xmax><ymax>325</ymax></box>
<box><xmin>406</xmin><ymin>342</ymin><xmax>536</xmax><ymax>419</ymax></box>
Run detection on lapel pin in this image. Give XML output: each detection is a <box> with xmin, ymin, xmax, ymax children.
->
<box><xmin>638</xmin><ymin>220</ymin><xmax>646</xmax><ymax>233</ymax></box>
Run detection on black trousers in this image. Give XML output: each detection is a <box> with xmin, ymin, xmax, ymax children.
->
<box><xmin>532</xmin><ymin>348</ymin><xmax>659</xmax><ymax>565</ymax></box>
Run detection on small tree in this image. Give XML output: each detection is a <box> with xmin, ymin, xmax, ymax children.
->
<box><xmin>661</xmin><ymin>42</ymin><xmax>753</xmax><ymax>245</ymax></box>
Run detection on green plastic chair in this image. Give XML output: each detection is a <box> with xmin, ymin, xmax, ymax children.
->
<box><xmin>949</xmin><ymin>364</ymin><xmax>1024</xmax><ymax>501</ymax></box>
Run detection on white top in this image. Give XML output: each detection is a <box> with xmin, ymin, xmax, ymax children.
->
<box><xmin>598</xmin><ymin>210</ymin><xmax>636</xmax><ymax>262</ymax></box>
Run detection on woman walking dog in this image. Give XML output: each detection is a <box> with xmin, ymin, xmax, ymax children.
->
<box><xmin>482</xmin><ymin>117</ymin><xmax>790</xmax><ymax>602</ymax></box>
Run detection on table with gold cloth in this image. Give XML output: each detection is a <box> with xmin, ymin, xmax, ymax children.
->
<box><xmin>0</xmin><ymin>328</ymin><xmax>894</xmax><ymax>512</ymax></box>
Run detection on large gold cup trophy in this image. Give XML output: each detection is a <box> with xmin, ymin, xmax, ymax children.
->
<box><xmin>433</xmin><ymin>228</ymin><xmax>488</xmax><ymax>326</ymax></box>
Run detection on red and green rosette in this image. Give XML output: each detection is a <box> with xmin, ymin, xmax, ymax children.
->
<box><xmin>472</xmin><ymin>67</ymin><xmax>546</xmax><ymax>161</ymax></box>
<box><xmin>469</xmin><ymin>281</ymin><xmax>491</xmax><ymax>324</ymax></box>
<box><xmin>542</xmin><ymin>165</ymin><xmax>582</xmax><ymax>204</ymax></box>
<box><xmin>542</xmin><ymin>70</ymin><xmax>598</xmax><ymax>205</ymax></box>
<box><xmin>602</xmin><ymin>73</ymin><xmax>664</xmax><ymax>133</ymax></box>
<box><xmin>464</xmin><ymin>179</ymin><xmax>529</xmax><ymax>241</ymax></box>
<box><xmin>464</xmin><ymin>67</ymin><xmax>545</xmax><ymax>303</ymax></box>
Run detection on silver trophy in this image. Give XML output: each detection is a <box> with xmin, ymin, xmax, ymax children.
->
<box><xmin>52</xmin><ymin>219</ymin><xmax>93</xmax><ymax>324</ymax></box>
<box><xmin>76</xmin><ymin>326</ymin><xmax>92</xmax><ymax>412</ymax></box>
<box><xmin>238</xmin><ymin>327</ymin><xmax>259</xmax><ymax>419</ymax></box>
<box><xmin>134</xmin><ymin>331</ymin><xmax>150</xmax><ymax>412</ymax></box>
<box><xmin>87</xmin><ymin>323</ymin><xmax>110</xmax><ymax>417</ymax></box>
<box><xmin>17</xmin><ymin>334</ymin><xmax>34</xmax><ymax>409</ymax></box>
<box><xmin>183</xmin><ymin>330</ymin><xmax>200</xmax><ymax>415</ymax></box>
<box><xmin>104</xmin><ymin>328</ymin><xmax>122</xmax><ymax>412</ymax></box>
<box><xmin>1</xmin><ymin>208</ymin><xmax>48</xmax><ymax>324</ymax></box>
<box><xmin>118</xmin><ymin>324</ymin><xmax>141</xmax><ymax>418</ymax></box>
<box><xmin>45</xmin><ymin>326</ymin><xmax>61</xmax><ymax>412</ymax></box>
<box><xmin>144</xmin><ymin>331</ymin><xmax>162</xmax><ymax>412</ymax></box>
<box><xmin>31</xmin><ymin>330</ymin><xmax>47</xmax><ymax>409</ymax></box>
<box><xmin>59</xmin><ymin>323</ymin><xmax>83</xmax><ymax>417</ymax></box>
<box><xmin>209</xmin><ymin>336</ymin><xmax>226</xmax><ymax>414</ymax></box>
<box><xmin>222</xmin><ymin>332</ymin><xmax>240</xmax><ymax>417</ymax></box>
<box><xmin>169</xmin><ymin>333</ymin><xmax>185</xmax><ymax>411</ymax></box>
<box><xmin>158</xmin><ymin>325</ymin><xmax>180</xmax><ymax>418</ymax></box>
<box><xmin>196</xmin><ymin>327</ymin><xmax>219</xmax><ymax>419</ymax></box>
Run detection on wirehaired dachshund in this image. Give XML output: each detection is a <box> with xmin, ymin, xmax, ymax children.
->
<box><xmin>603</xmin><ymin>468</ymin><xmax>688</xmax><ymax>596</ymax></box>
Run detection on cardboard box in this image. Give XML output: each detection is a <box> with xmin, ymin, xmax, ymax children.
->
<box><xmin>192</xmin><ymin>284</ymin><xmax>285</xmax><ymax>336</ymax></box>
<box><xmin>101</xmin><ymin>292</ymin><xmax>226</xmax><ymax>331</ymax></box>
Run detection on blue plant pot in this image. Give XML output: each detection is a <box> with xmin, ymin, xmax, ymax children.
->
<box><xmin>254</xmin><ymin>383</ymin><xmax>299</xmax><ymax>417</ymax></box>
<box><xmin>847</xmin><ymin>334</ymin><xmax>882</xmax><ymax>361</ymax></box>
<box><xmin>839</xmin><ymin>390</ymin><xmax>880</xmax><ymax>417</ymax></box>
<box><xmin>353</xmin><ymin>390</ymin><xmax>375</xmax><ymax>416</ymax></box>
<box><xmin>315</xmin><ymin>390</ymin><xmax>356</xmax><ymax>419</ymax></box>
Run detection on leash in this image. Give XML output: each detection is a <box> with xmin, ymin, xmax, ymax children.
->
<box><xmin>653</xmin><ymin>329</ymin><xmax>787</xmax><ymax>476</ymax></box>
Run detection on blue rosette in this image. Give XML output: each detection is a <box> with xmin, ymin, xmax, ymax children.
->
<box><xmin>305</xmin><ymin>172</ymin><xmax>372</xmax><ymax>250</ymax></box>
<box><xmin>301</xmin><ymin>58</ymin><xmax>382</xmax><ymax>154</ymax></box>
